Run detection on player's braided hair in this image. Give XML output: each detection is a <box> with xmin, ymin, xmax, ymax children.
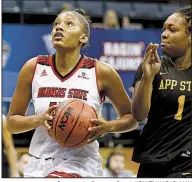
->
<box><xmin>176</xmin><ymin>5</ymin><xmax>191</xmax><ymax>33</ymax></box>
<box><xmin>72</xmin><ymin>9</ymin><xmax>92</xmax><ymax>48</ymax></box>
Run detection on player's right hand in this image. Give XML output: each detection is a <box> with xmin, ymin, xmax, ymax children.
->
<box><xmin>38</xmin><ymin>105</ymin><xmax>58</xmax><ymax>129</ymax></box>
<box><xmin>142</xmin><ymin>43</ymin><xmax>161</xmax><ymax>77</ymax></box>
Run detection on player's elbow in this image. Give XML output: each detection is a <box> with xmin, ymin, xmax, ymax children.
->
<box><xmin>122</xmin><ymin>115</ymin><xmax>139</xmax><ymax>132</ymax></box>
<box><xmin>132</xmin><ymin>109</ymin><xmax>147</xmax><ymax>122</ymax></box>
<box><xmin>7</xmin><ymin>116</ymin><xmax>16</xmax><ymax>134</ymax></box>
<box><xmin>130</xmin><ymin>119</ymin><xmax>139</xmax><ymax>130</ymax></box>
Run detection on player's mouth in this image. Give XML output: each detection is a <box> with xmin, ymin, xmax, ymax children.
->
<box><xmin>54</xmin><ymin>32</ymin><xmax>64</xmax><ymax>40</ymax></box>
<box><xmin>161</xmin><ymin>42</ymin><xmax>169</xmax><ymax>48</ymax></box>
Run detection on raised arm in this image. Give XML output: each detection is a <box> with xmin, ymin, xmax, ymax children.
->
<box><xmin>7</xmin><ymin>57</ymin><xmax>55</xmax><ymax>134</ymax></box>
<box><xmin>132</xmin><ymin>43</ymin><xmax>161</xmax><ymax>121</ymax></box>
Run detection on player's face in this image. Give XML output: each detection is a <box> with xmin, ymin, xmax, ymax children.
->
<box><xmin>161</xmin><ymin>13</ymin><xmax>190</xmax><ymax>58</ymax></box>
<box><xmin>52</xmin><ymin>12</ymin><xmax>85</xmax><ymax>50</ymax></box>
<box><xmin>109</xmin><ymin>155</ymin><xmax>125</xmax><ymax>175</ymax></box>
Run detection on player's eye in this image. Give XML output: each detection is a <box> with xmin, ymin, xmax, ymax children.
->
<box><xmin>170</xmin><ymin>28</ymin><xmax>177</xmax><ymax>32</ymax></box>
<box><xmin>67</xmin><ymin>21</ymin><xmax>73</xmax><ymax>26</ymax></box>
<box><xmin>54</xmin><ymin>22</ymin><xmax>58</xmax><ymax>27</ymax></box>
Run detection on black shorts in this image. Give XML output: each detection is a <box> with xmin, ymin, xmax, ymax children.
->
<box><xmin>137</xmin><ymin>153</ymin><xmax>192</xmax><ymax>178</ymax></box>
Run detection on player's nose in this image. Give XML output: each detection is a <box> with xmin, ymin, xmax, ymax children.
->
<box><xmin>56</xmin><ymin>24</ymin><xmax>64</xmax><ymax>32</ymax></box>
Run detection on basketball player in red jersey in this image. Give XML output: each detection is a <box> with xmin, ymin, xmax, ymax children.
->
<box><xmin>7</xmin><ymin>9</ymin><xmax>138</xmax><ymax>178</ymax></box>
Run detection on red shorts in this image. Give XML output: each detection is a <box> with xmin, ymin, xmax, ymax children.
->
<box><xmin>46</xmin><ymin>171</ymin><xmax>82</xmax><ymax>178</ymax></box>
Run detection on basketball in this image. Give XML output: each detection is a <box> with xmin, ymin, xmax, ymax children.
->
<box><xmin>49</xmin><ymin>99</ymin><xmax>97</xmax><ymax>148</ymax></box>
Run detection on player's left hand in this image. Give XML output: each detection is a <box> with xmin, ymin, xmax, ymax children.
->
<box><xmin>87</xmin><ymin>108</ymin><xmax>111</xmax><ymax>144</ymax></box>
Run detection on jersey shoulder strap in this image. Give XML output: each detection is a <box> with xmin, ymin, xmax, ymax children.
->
<box><xmin>79</xmin><ymin>56</ymin><xmax>96</xmax><ymax>69</ymax></box>
<box><xmin>37</xmin><ymin>55</ymin><xmax>51</xmax><ymax>66</ymax></box>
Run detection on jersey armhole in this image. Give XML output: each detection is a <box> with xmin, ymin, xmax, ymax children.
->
<box><xmin>94</xmin><ymin>60</ymin><xmax>105</xmax><ymax>103</ymax></box>
<box><xmin>30</xmin><ymin>57</ymin><xmax>39</xmax><ymax>83</ymax></box>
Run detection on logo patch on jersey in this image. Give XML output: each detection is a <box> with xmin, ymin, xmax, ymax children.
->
<box><xmin>40</xmin><ymin>69</ymin><xmax>47</xmax><ymax>77</ymax></box>
<box><xmin>181</xmin><ymin>151</ymin><xmax>191</xmax><ymax>158</ymax></box>
<box><xmin>78</xmin><ymin>72</ymin><xmax>89</xmax><ymax>79</ymax></box>
<box><xmin>160</xmin><ymin>72</ymin><xmax>168</xmax><ymax>75</ymax></box>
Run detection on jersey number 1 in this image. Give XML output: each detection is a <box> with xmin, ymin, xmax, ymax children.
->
<box><xmin>174</xmin><ymin>95</ymin><xmax>185</xmax><ymax>121</ymax></box>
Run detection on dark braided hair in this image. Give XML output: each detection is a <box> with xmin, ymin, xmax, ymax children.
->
<box><xmin>72</xmin><ymin>9</ymin><xmax>91</xmax><ymax>48</ymax></box>
<box><xmin>175</xmin><ymin>5</ymin><xmax>191</xmax><ymax>33</ymax></box>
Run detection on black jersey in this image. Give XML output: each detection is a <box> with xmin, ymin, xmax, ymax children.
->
<box><xmin>132</xmin><ymin>56</ymin><xmax>192</xmax><ymax>163</ymax></box>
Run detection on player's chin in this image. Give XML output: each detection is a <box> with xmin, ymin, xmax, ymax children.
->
<box><xmin>53</xmin><ymin>42</ymin><xmax>65</xmax><ymax>49</ymax></box>
<box><xmin>163</xmin><ymin>51</ymin><xmax>181</xmax><ymax>60</ymax></box>
<box><xmin>162</xmin><ymin>49</ymin><xmax>174</xmax><ymax>58</ymax></box>
<box><xmin>162</xmin><ymin>49</ymin><xmax>169</xmax><ymax>56</ymax></box>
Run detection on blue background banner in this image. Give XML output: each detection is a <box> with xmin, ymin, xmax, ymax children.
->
<box><xmin>3</xmin><ymin>24</ymin><xmax>162</xmax><ymax>99</ymax></box>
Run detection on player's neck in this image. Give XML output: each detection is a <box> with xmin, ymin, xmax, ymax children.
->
<box><xmin>55</xmin><ymin>50</ymin><xmax>81</xmax><ymax>72</ymax></box>
<box><xmin>174</xmin><ymin>49</ymin><xmax>191</xmax><ymax>70</ymax></box>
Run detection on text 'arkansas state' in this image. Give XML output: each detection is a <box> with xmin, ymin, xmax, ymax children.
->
<box><xmin>37</xmin><ymin>87</ymin><xmax>89</xmax><ymax>101</ymax></box>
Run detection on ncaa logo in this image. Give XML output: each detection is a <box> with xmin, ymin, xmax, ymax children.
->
<box><xmin>3</xmin><ymin>40</ymin><xmax>11</xmax><ymax>69</ymax></box>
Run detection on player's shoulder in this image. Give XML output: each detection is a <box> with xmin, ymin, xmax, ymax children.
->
<box><xmin>96</xmin><ymin>59</ymin><xmax>116</xmax><ymax>77</ymax></box>
<box><xmin>19</xmin><ymin>55</ymin><xmax>50</xmax><ymax>81</ymax></box>
<box><xmin>82</xmin><ymin>56</ymin><xmax>115</xmax><ymax>75</ymax></box>
<box><xmin>22</xmin><ymin>56</ymin><xmax>38</xmax><ymax>71</ymax></box>
<box><xmin>23</xmin><ymin>55</ymin><xmax>50</xmax><ymax>70</ymax></box>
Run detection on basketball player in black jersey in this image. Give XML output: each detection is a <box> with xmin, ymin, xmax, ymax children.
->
<box><xmin>132</xmin><ymin>6</ymin><xmax>192</xmax><ymax>178</ymax></box>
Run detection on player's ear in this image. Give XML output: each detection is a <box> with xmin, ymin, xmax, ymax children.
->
<box><xmin>80</xmin><ymin>34</ymin><xmax>88</xmax><ymax>45</ymax></box>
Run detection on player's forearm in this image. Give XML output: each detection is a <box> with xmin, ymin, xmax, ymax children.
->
<box><xmin>7</xmin><ymin>115</ymin><xmax>41</xmax><ymax>134</ymax></box>
<box><xmin>132</xmin><ymin>75</ymin><xmax>154</xmax><ymax>121</ymax></box>
<box><xmin>108</xmin><ymin>114</ymin><xmax>138</xmax><ymax>133</ymax></box>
